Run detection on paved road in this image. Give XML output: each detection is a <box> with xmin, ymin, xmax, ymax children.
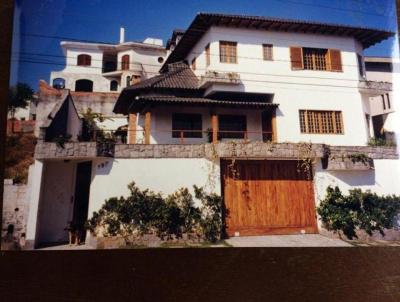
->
<box><xmin>226</xmin><ymin>234</ymin><xmax>352</xmax><ymax>247</ymax></box>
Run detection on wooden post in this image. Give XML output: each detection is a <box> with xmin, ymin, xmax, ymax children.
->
<box><xmin>271</xmin><ymin>108</ymin><xmax>277</xmax><ymax>143</ymax></box>
<box><xmin>144</xmin><ymin>111</ymin><xmax>151</xmax><ymax>144</ymax></box>
<box><xmin>128</xmin><ymin>113</ymin><xmax>137</xmax><ymax>144</ymax></box>
<box><xmin>211</xmin><ymin>112</ymin><xmax>218</xmax><ymax>144</ymax></box>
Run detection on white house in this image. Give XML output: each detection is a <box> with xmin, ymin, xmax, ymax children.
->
<box><xmin>364</xmin><ymin>56</ymin><xmax>395</xmax><ymax>142</ymax></box>
<box><xmin>50</xmin><ymin>28</ymin><xmax>167</xmax><ymax>93</ymax></box>
<box><xmin>25</xmin><ymin>13</ymin><xmax>399</xmax><ymax>248</ymax></box>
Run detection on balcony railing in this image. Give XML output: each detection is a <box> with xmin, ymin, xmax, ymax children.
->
<box><xmin>358</xmin><ymin>80</ymin><xmax>392</xmax><ymax>95</ymax></box>
<box><xmin>200</xmin><ymin>71</ymin><xmax>241</xmax><ymax>88</ymax></box>
<box><xmin>84</xmin><ymin>129</ymin><xmax>275</xmax><ymax>145</ymax></box>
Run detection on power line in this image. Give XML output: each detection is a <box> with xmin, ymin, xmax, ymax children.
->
<box><xmin>272</xmin><ymin>0</ymin><xmax>394</xmax><ymax>18</ymax></box>
<box><xmin>13</xmin><ymin>59</ymin><xmax>390</xmax><ymax>92</ymax></box>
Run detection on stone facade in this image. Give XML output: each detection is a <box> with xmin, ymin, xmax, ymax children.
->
<box><xmin>35</xmin><ymin>141</ymin><xmax>398</xmax><ymax>161</ymax></box>
<box><xmin>2</xmin><ymin>180</ymin><xmax>29</xmax><ymax>240</ymax></box>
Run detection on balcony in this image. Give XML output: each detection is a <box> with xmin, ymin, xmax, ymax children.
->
<box><xmin>358</xmin><ymin>80</ymin><xmax>392</xmax><ymax>96</ymax></box>
<box><xmin>200</xmin><ymin>71</ymin><xmax>241</xmax><ymax>88</ymax></box>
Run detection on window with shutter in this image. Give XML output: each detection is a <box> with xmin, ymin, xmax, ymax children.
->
<box><xmin>329</xmin><ymin>49</ymin><xmax>342</xmax><ymax>72</ymax></box>
<box><xmin>220</xmin><ymin>41</ymin><xmax>237</xmax><ymax>64</ymax></box>
<box><xmin>299</xmin><ymin>110</ymin><xmax>344</xmax><ymax>134</ymax></box>
<box><xmin>290</xmin><ymin>47</ymin><xmax>303</xmax><ymax>70</ymax></box>
<box><xmin>77</xmin><ymin>54</ymin><xmax>91</xmax><ymax>66</ymax></box>
<box><xmin>263</xmin><ymin>44</ymin><xmax>273</xmax><ymax>60</ymax></box>
<box><xmin>205</xmin><ymin>44</ymin><xmax>210</xmax><ymax>66</ymax></box>
<box><xmin>121</xmin><ymin>55</ymin><xmax>130</xmax><ymax>70</ymax></box>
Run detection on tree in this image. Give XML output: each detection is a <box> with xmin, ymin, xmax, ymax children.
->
<box><xmin>8</xmin><ymin>83</ymin><xmax>34</xmax><ymax>133</ymax></box>
<box><xmin>8</xmin><ymin>83</ymin><xmax>34</xmax><ymax>115</ymax></box>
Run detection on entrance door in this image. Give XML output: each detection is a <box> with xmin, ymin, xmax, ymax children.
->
<box><xmin>221</xmin><ymin>160</ymin><xmax>318</xmax><ymax>236</ymax></box>
<box><xmin>72</xmin><ymin>161</ymin><xmax>92</xmax><ymax>242</ymax></box>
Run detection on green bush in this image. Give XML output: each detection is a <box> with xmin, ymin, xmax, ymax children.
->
<box><xmin>317</xmin><ymin>186</ymin><xmax>400</xmax><ymax>239</ymax></box>
<box><xmin>87</xmin><ymin>182</ymin><xmax>222</xmax><ymax>243</ymax></box>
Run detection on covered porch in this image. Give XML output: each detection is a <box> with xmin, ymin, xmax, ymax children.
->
<box><xmin>124</xmin><ymin>94</ymin><xmax>278</xmax><ymax>145</ymax></box>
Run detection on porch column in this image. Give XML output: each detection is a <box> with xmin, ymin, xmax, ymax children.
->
<box><xmin>144</xmin><ymin>111</ymin><xmax>151</xmax><ymax>144</ymax></box>
<box><xmin>271</xmin><ymin>107</ymin><xmax>277</xmax><ymax>143</ymax></box>
<box><xmin>211</xmin><ymin>111</ymin><xmax>218</xmax><ymax>144</ymax></box>
<box><xmin>128</xmin><ymin>113</ymin><xmax>137</xmax><ymax>144</ymax></box>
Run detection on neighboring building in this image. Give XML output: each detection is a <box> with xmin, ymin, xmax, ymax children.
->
<box><xmin>25</xmin><ymin>13</ymin><xmax>400</xmax><ymax>248</ymax></box>
<box><xmin>50</xmin><ymin>28</ymin><xmax>167</xmax><ymax>93</ymax></box>
<box><xmin>364</xmin><ymin>56</ymin><xmax>395</xmax><ymax>142</ymax></box>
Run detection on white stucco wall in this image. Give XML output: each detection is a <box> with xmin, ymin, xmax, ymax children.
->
<box><xmin>314</xmin><ymin>159</ymin><xmax>400</xmax><ymax>206</ymax></box>
<box><xmin>87</xmin><ymin>158</ymin><xmax>220</xmax><ymax>217</ymax></box>
<box><xmin>183</xmin><ymin>27</ymin><xmax>371</xmax><ymax>146</ymax></box>
<box><xmin>36</xmin><ymin>161</ymin><xmax>76</xmax><ymax>244</ymax></box>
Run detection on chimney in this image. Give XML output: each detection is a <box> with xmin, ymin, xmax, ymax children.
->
<box><xmin>120</xmin><ymin>27</ymin><xmax>125</xmax><ymax>44</ymax></box>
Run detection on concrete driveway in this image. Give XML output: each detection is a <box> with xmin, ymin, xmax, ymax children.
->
<box><xmin>226</xmin><ymin>234</ymin><xmax>352</xmax><ymax>247</ymax></box>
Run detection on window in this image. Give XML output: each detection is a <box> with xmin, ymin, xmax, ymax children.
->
<box><xmin>31</xmin><ymin>114</ymin><xmax>36</xmax><ymax>121</ymax></box>
<box><xmin>263</xmin><ymin>44</ymin><xmax>273</xmax><ymax>60</ymax></box>
<box><xmin>52</xmin><ymin>78</ymin><xmax>65</xmax><ymax>89</ymax></box>
<box><xmin>219</xmin><ymin>41</ymin><xmax>237</xmax><ymax>63</ymax></box>
<box><xmin>75</xmin><ymin>79</ymin><xmax>93</xmax><ymax>92</ymax></box>
<box><xmin>126</xmin><ymin>76</ymin><xmax>131</xmax><ymax>87</ymax></box>
<box><xmin>121</xmin><ymin>55</ymin><xmax>130</xmax><ymax>70</ymax></box>
<box><xmin>218</xmin><ymin>115</ymin><xmax>247</xmax><ymax>139</ymax></box>
<box><xmin>386</xmin><ymin>93</ymin><xmax>391</xmax><ymax>109</ymax></box>
<box><xmin>303</xmin><ymin>48</ymin><xmax>328</xmax><ymax>70</ymax></box>
<box><xmin>191</xmin><ymin>57</ymin><xmax>196</xmax><ymax>70</ymax></box>
<box><xmin>382</xmin><ymin>95</ymin><xmax>386</xmax><ymax>110</ymax></box>
<box><xmin>158</xmin><ymin>57</ymin><xmax>164</xmax><ymax>63</ymax></box>
<box><xmin>290</xmin><ymin>47</ymin><xmax>342</xmax><ymax>71</ymax></box>
<box><xmin>357</xmin><ymin>54</ymin><xmax>365</xmax><ymax>77</ymax></box>
<box><xmin>77</xmin><ymin>54</ymin><xmax>91</xmax><ymax>66</ymax></box>
<box><xmin>205</xmin><ymin>44</ymin><xmax>210</xmax><ymax>66</ymax></box>
<box><xmin>110</xmin><ymin>80</ymin><xmax>118</xmax><ymax>91</ymax></box>
<box><xmin>299</xmin><ymin>110</ymin><xmax>344</xmax><ymax>134</ymax></box>
<box><xmin>172</xmin><ymin>113</ymin><xmax>202</xmax><ymax>138</ymax></box>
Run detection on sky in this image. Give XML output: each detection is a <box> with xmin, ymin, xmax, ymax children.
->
<box><xmin>10</xmin><ymin>0</ymin><xmax>398</xmax><ymax>89</ymax></box>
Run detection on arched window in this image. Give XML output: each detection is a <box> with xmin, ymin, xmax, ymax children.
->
<box><xmin>110</xmin><ymin>80</ymin><xmax>118</xmax><ymax>91</ymax></box>
<box><xmin>126</xmin><ymin>76</ymin><xmax>131</xmax><ymax>87</ymax></box>
<box><xmin>75</xmin><ymin>79</ymin><xmax>93</xmax><ymax>92</ymax></box>
<box><xmin>121</xmin><ymin>55</ymin><xmax>130</xmax><ymax>70</ymax></box>
<box><xmin>77</xmin><ymin>54</ymin><xmax>92</xmax><ymax>66</ymax></box>
<box><xmin>52</xmin><ymin>78</ymin><xmax>65</xmax><ymax>89</ymax></box>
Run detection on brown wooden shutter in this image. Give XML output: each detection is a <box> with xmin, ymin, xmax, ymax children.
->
<box><xmin>290</xmin><ymin>47</ymin><xmax>303</xmax><ymax>70</ymax></box>
<box><xmin>328</xmin><ymin>49</ymin><xmax>342</xmax><ymax>72</ymax></box>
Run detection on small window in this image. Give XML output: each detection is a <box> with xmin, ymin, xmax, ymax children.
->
<box><xmin>172</xmin><ymin>113</ymin><xmax>202</xmax><ymax>138</ymax></box>
<box><xmin>52</xmin><ymin>78</ymin><xmax>65</xmax><ymax>89</ymax></box>
<box><xmin>382</xmin><ymin>95</ymin><xmax>386</xmax><ymax>110</ymax></box>
<box><xmin>158</xmin><ymin>57</ymin><xmax>164</xmax><ymax>63</ymax></box>
<box><xmin>126</xmin><ymin>76</ymin><xmax>131</xmax><ymax>87</ymax></box>
<box><xmin>75</xmin><ymin>79</ymin><xmax>93</xmax><ymax>92</ymax></box>
<box><xmin>121</xmin><ymin>55</ymin><xmax>130</xmax><ymax>70</ymax></box>
<box><xmin>31</xmin><ymin>114</ymin><xmax>36</xmax><ymax>121</ymax></box>
<box><xmin>299</xmin><ymin>110</ymin><xmax>343</xmax><ymax>134</ymax></box>
<box><xmin>205</xmin><ymin>44</ymin><xmax>210</xmax><ymax>66</ymax></box>
<box><xmin>110</xmin><ymin>80</ymin><xmax>118</xmax><ymax>91</ymax></box>
<box><xmin>357</xmin><ymin>54</ymin><xmax>365</xmax><ymax>77</ymax></box>
<box><xmin>386</xmin><ymin>93</ymin><xmax>391</xmax><ymax>109</ymax></box>
<box><xmin>20</xmin><ymin>117</ymin><xmax>26</xmax><ymax>121</ymax></box>
<box><xmin>263</xmin><ymin>44</ymin><xmax>273</xmax><ymax>60</ymax></box>
<box><xmin>191</xmin><ymin>57</ymin><xmax>196</xmax><ymax>70</ymax></box>
<box><xmin>219</xmin><ymin>41</ymin><xmax>237</xmax><ymax>64</ymax></box>
<box><xmin>77</xmin><ymin>54</ymin><xmax>91</xmax><ymax>66</ymax></box>
<box><xmin>219</xmin><ymin>115</ymin><xmax>247</xmax><ymax>139</ymax></box>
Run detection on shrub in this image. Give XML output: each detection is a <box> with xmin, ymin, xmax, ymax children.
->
<box><xmin>87</xmin><ymin>182</ymin><xmax>222</xmax><ymax>243</ymax></box>
<box><xmin>317</xmin><ymin>186</ymin><xmax>400</xmax><ymax>239</ymax></box>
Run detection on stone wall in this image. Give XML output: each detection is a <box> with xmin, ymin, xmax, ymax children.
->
<box><xmin>35</xmin><ymin>141</ymin><xmax>399</xmax><ymax>161</ymax></box>
<box><xmin>2</xmin><ymin>179</ymin><xmax>29</xmax><ymax>239</ymax></box>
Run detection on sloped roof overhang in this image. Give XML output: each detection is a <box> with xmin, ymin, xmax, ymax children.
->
<box><xmin>161</xmin><ymin>12</ymin><xmax>395</xmax><ymax>71</ymax></box>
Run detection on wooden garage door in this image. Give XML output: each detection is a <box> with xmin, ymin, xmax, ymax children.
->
<box><xmin>221</xmin><ymin>160</ymin><xmax>318</xmax><ymax>236</ymax></box>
